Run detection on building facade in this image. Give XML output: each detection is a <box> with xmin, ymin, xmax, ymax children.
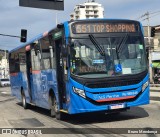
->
<box><xmin>143</xmin><ymin>25</ymin><xmax>160</xmax><ymax>83</ymax></box>
<box><xmin>0</xmin><ymin>50</ymin><xmax>9</xmax><ymax>79</ymax></box>
<box><xmin>153</xmin><ymin>25</ymin><xmax>160</xmax><ymax>51</ymax></box>
<box><xmin>70</xmin><ymin>0</ymin><xmax>104</xmax><ymax>20</ymax></box>
<box><xmin>0</xmin><ymin>58</ymin><xmax>9</xmax><ymax>79</ymax></box>
<box><xmin>143</xmin><ymin>25</ymin><xmax>160</xmax><ymax>50</ymax></box>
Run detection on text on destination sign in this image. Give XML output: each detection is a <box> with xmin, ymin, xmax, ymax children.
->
<box><xmin>72</xmin><ymin>23</ymin><xmax>137</xmax><ymax>34</ymax></box>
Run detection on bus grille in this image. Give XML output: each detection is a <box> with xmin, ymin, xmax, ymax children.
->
<box><xmin>85</xmin><ymin>79</ymin><xmax>141</xmax><ymax>88</ymax></box>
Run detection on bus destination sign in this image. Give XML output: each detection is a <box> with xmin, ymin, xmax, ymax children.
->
<box><xmin>72</xmin><ymin>22</ymin><xmax>138</xmax><ymax>34</ymax></box>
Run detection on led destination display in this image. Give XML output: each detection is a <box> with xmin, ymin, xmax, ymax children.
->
<box><xmin>72</xmin><ymin>22</ymin><xmax>139</xmax><ymax>34</ymax></box>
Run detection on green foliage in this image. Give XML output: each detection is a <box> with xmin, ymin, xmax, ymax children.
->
<box><xmin>0</xmin><ymin>55</ymin><xmax>3</xmax><ymax>61</ymax></box>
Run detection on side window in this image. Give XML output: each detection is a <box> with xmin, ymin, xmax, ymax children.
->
<box><xmin>9</xmin><ymin>52</ymin><xmax>20</xmax><ymax>73</ymax></box>
<box><xmin>14</xmin><ymin>53</ymin><xmax>20</xmax><ymax>72</ymax></box>
<box><xmin>49</xmin><ymin>35</ymin><xmax>56</xmax><ymax>69</ymax></box>
<box><xmin>32</xmin><ymin>51</ymin><xmax>41</xmax><ymax>71</ymax></box>
<box><xmin>40</xmin><ymin>36</ymin><xmax>55</xmax><ymax>70</ymax></box>
<box><xmin>49</xmin><ymin>45</ymin><xmax>56</xmax><ymax>69</ymax></box>
<box><xmin>19</xmin><ymin>52</ymin><xmax>26</xmax><ymax>72</ymax></box>
<box><xmin>31</xmin><ymin>43</ymin><xmax>41</xmax><ymax>71</ymax></box>
<box><xmin>9</xmin><ymin>49</ymin><xmax>26</xmax><ymax>73</ymax></box>
<box><xmin>9</xmin><ymin>53</ymin><xmax>16</xmax><ymax>73</ymax></box>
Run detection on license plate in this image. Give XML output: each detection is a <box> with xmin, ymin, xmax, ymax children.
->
<box><xmin>110</xmin><ymin>103</ymin><xmax>125</xmax><ymax>110</ymax></box>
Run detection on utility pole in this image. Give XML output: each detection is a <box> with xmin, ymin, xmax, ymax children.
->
<box><xmin>138</xmin><ymin>12</ymin><xmax>153</xmax><ymax>83</ymax></box>
<box><xmin>4</xmin><ymin>50</ymin><xmax>6</xmax><ymax>78</ymax></box>
<box><xmin>146</xmin><ymin>11</ymin><xmax>153</xmax><ymax>83</ymax></box>
<box><xmin>137</xmin><ymin>10</ymin><xmax>160</xmax><ymax>83</ymax></box>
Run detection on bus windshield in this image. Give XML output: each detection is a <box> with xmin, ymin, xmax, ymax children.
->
<box><xmin>70</xmin><ymin>35</ymin><xmax>147</xmax><ymax>78</ymax></box>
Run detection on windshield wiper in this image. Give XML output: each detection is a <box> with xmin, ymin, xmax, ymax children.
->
<box><xmin>88</xmin><ymin>34</ymin><xmax>105</xmax><ymax>56</ymax></box>
<box><xmin>115</xmin><ymin>33</ymin><xmax>129</xmax><ymax>60</ymax></box>
<box><xmin>117</xmin><ymin>33</ymin><xmax>129</xmax><ymax>53</ymax></box>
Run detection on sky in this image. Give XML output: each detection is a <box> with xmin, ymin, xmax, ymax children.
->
<box><xmin>0</xmin><ymin>0</ymin><xmax>160</xmax><ymax>51</ymax></box>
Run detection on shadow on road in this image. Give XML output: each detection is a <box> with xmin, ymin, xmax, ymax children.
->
<box><xmin>16</xmin><ymin>102</ymin><xmax>51</xmax><ymax>117</ymax></box>
<box><xmin>63</xmin><ymin>107</ymin><xmax>149</xmax><ymax>125</ymax></box>
<box><xmin>16</xmin><ymin>102</ymin><xmax>149</xmax><ymax>125</ymax></box>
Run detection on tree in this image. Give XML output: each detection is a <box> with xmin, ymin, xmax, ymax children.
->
<box><xmin>0</xmin><ymin>55</ymin><xmax>3</xmax><ymax>61</ymax></box>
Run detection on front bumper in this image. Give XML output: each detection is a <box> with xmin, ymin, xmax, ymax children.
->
<box><xmin>67</xmin><ymin>86</ymin><xmax>149</xmax><ymax>114</ymax></box>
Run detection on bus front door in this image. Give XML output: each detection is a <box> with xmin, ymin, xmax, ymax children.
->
<box><xmin>26</xmin><ymin>50</ymin><xmax>34</xmax><ymax>102</ymax></box>
<box><xmin>55</xmin><ymin>39</ymin><xmax>67</xmax><ymax>108</ymax></box>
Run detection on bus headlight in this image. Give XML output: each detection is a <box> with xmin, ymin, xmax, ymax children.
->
<box><xmin>73</xmin><ymin>87</ymin><xmax>86</xmax><ymax>98</ymax></box>
<box><xmin>142</xmin><ymin>81</ymin><xmax>149</xmax><ymax>92</ymax></box>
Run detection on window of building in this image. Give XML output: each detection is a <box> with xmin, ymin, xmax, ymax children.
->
<box><xmin>86</xmin><ymin>16</ymin><xmax>89</xmax><ymax>18</ymax></box>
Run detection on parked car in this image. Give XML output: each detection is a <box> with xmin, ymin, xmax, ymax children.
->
<box><xmin>0</xmin><ymin>78</ymin><xmax>10</xmax><ymax>87</ymax></box>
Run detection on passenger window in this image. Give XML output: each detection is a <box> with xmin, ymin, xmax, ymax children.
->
<box><xmin>19</xmin><ymin>52</ymin><xmax>26</xmax><ymax>72</ymax></box>
<box><xmin>39</xmin><ymin>37</ymin><xmax>55</xmax><ymax>70</ymax></box>
<box><xmin>32</xmin><ymin>51</ymin><xmax>41</xmax><ymax>71</ymax></box>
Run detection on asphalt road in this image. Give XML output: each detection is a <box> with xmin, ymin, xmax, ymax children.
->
<box><xmin>0</xmin><ymin>87</ymin><xmax>159</xmax><ymax>137</ymax></box>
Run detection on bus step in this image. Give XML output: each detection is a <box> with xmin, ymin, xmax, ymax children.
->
<box><xmin>60</xmin><ymin>109</ymin><xmax>68</xmax><ymax>113</ymax></box>
<box><xmin>30</xmin><ymin>102</ymin><xmax>36</xmax><ymax>106</ymax></box>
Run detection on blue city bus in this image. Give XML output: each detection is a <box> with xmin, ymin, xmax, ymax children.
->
<box><xmin>9</xmin><ymin>19</ymin><xmax>149</xmax><ymax>120</ymax></box>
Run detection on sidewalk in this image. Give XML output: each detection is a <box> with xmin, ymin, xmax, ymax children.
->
<box><xmin>150</xmin><ymin>84</ymin><xmax>160</xmax><ymax>101</ymax></box>
<box><xmin>150</xmin><ymin>84</ymin><xmax>160</xmax><ymax>91</ymax></box>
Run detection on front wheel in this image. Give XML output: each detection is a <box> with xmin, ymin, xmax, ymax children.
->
<box><xmin>50</xmin><ymin>95</ymin><xmax>56</xmax><ymax>117</ymax></box>
<box><xmin>50</xmin><ymin>95</ymin><xmax>65</xmax><ymax>120</ymax></box>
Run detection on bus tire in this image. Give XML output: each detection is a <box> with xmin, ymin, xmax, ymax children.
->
<box><xmin>50</xmin><ymin>95</ymin><xmax>65</xmax><ymax>120</ymax></box>
<box><xmin>49</xmin><ymin>95</ymin><xmax>56</xmax><ymax>117</ymax></box>
<box><xmin>21</xmin><ymin>91</ymin><xmax>27</xmax><ymax>109</ymax></box>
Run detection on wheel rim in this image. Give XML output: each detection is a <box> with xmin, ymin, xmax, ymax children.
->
<box><xmin>53</xmin><ymin>97</ymin><xmax>58</xmax><ymax>113</ymax></box>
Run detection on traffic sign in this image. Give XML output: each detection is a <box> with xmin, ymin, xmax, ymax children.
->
<box><xmin>19</xmin><ymin>0</ymin><xmax>64</xmax><ymax>10</ymax></box>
